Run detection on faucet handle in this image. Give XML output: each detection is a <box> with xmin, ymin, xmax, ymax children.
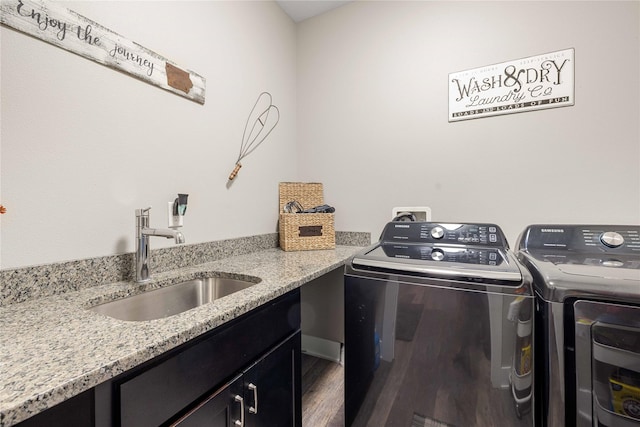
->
<box><xmin>136</xmin><ymin>206</ymin><xmax>152</xmax><ymax>215</ymax></box>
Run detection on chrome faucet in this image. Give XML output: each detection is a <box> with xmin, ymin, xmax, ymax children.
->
<box><xmin>135</xmin><ymin>207</ymin><xmax>185</xmax><ymax>282</ymax></box>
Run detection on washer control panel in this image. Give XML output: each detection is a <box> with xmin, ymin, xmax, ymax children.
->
<box><xmin>381</xmin><ymin>222</ymin><xmax>509</xmax><ymax>248</ymax></box>
<box><xmin>378</xmin><ymin>244</ymin><xmax>505</xmax><ymax>265</ymax></box>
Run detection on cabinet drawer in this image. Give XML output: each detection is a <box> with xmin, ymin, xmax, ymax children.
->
<box><xmin>118</xmin><ymin>289</ymin><xmax>300</xmax><ymax>427</ymax></box>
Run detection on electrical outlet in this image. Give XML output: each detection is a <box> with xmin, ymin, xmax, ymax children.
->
<box><xmin>167</xmin><ymin>202</ymin><xmax>183</xmax><ymax>228</ymax></box>
<box><xmin>391</xmin><ymin>206</ymin><xmax>432</xmax><ymax>222</ymax></box>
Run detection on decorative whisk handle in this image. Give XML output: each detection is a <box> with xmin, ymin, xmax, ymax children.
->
<box><xmin>228</xmin><ymin>163</ymin><xmax>242</xmax><ymax>181</ymax></box>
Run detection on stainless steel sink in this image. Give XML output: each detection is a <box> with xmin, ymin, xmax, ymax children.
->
<box><xmin>89</xmin><ymin>276</ymin><xmax>260</xmax><ymax>321</ymax></box>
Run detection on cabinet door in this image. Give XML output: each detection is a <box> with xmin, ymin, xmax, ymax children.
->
<box><xmin>170</xmin><ymin>375</ymin><xmax>244</xmax><ymax>427</ymax></box>
<box><xmin>244</xmin><ymin>332</ymin><xmax>301</xmax><ymax>427</ymax></box>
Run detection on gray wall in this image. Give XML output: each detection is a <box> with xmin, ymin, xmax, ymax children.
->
<box><xmin>1</xmin><ymin>1</ymin><xmax>297</xmax><ymax>268</ymax></box>
<box><xmin>297</xmin><ymin>1</ymin><xmax>640</xmax><ymax>245</ymax></box>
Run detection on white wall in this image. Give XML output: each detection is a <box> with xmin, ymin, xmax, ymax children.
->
<box><xmin>1</xmin><ymin>1</ymin><xmax>297</xmax><ymax>268</ymax></box>
<box><xmin>297</xmin><ymin>1</ymin><xmax>640</xmax><ymax>245</ymax></box>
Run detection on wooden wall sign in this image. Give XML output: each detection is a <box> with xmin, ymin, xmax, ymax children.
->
<box><xmin>448</xmin><ymin>48</ymin><xmax>574</xmax><ymax>121</ymax></box>
<box><xmin>1</xmin><ymin>0</ymin><xmax>206</xmax><ymax>104</ymax></box>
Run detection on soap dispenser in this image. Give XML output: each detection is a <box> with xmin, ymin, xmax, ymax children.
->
<box><xmin>168</xmin><ymin>193</ymin><xmax>188</xmax><ymax>228</ymax></box>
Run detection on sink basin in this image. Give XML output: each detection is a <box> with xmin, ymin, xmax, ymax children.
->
<box><xmin>89</xmin><ymin>276</ymin><xmax>260</xmax><ymax>321</ymax></box>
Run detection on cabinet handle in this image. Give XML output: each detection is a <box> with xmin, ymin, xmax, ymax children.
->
<box><xmin>248</xmin><ymin>383</ymin><xmax>258</xmax><ymax>414</ymax></box>
<box><xmin>234</xmin><ymin>395</ymin><xmax>245</xmax><ymax>427</ymax></box>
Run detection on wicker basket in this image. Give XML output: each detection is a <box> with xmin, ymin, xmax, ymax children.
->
<box><xmin>279</xmin><ymin>182</ymin><xmax>335</xmax><ymax>251</ymax></box>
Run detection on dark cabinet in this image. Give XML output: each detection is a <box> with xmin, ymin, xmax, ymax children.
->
<box><xmin>119</xmin><ymin>289</ymin><xmax>301</xmax><ymax>427</ymax></box>
<box><xmin>173</xmin><ymin>331</ymin><xmax>301</xmax><ymax>427</ymax></box>
<box><xmin>14</xmin><ymin>389</ymin><xmax>94</xmax><ymax>427</ymax></box>
<box><xmin>16</xmin><ymin>289</ymin><xmax>301</xmax><ymax>427</ymax></box>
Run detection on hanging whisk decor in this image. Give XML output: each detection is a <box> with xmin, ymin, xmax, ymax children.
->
<box><xmin>228</xmin><ymin>92</ymin><xmax>280</xmax><ymax>181</ymax></box>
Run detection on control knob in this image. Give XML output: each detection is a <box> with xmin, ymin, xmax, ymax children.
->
<box><xmin>431</xmin><ymin>226</ymin><xmax>445</xmax><ymax>240</ymax></box>
<box><xmin>431</xmin><ymin>249</ymin><xmax>445</xmax><ymax>261</ymax></box>
<box><xmin>600</xmin><ymin>231</ymin><xmax>624</xmax><ymax>248</ymax></box>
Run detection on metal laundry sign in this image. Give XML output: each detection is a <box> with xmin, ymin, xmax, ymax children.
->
<box><xmin>0</xmin><ymin>0</ymin><xmax>206</xmax><ymax>104</ymax></box>
<box><xmin>448</xmin><ymin>48</ymin><xmax>574</xmax><ymax>122</ymax></box>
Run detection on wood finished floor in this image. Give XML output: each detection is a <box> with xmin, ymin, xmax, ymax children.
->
<box><xmin>302</xmin><ymin>354</ymin><xmax>344</xmax><ymax>427</ymax></box>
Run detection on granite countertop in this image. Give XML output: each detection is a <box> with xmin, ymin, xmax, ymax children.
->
<box><xmin>0</xmin><ymin>245</ymin><xmax>362</xmax><ymax>427</ymax></box>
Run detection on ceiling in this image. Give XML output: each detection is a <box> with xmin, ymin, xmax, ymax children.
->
<box><xmin>275</xmin><ymin>1</ymin><xmax>352</xmax><ymax>23</ymax></box>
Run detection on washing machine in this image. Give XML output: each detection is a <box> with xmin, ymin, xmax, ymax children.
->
<box><xmin>344</xmin><ymin>221</ymin><xmax>535</xmax><ymax>427</ymax></box>
<box><xmin>516</xmin><ymin>224</ymin><xmax>640</xmax><ymax>427</ymax></box>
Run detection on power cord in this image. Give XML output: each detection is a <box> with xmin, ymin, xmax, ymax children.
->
<box><xmin>284</xmin><ymin>201</ymin><xmax>304</xmax><ymax>213</ymax></box>
<box><xmin>283</xmin><ymin>201</ymin><xmax>335</xmax><ymax>214</ymax></box>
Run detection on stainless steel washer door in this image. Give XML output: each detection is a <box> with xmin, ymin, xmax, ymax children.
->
<box><xmin>345</xmin><ymin>273</ymin><xmax>534</xmax><ymax>427</ymax></box>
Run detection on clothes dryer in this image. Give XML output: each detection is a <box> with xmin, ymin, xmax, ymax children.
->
<box><xmin>517</xmin><ymin>224</ymin><xmax>640</xmax><ymax>427</ymax></box>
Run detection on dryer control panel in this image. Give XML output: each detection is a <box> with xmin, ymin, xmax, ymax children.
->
<box><xmin>520</xmin><ymin>225</ymin><xmax>640</xmax><ymax>253</ymax></box>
